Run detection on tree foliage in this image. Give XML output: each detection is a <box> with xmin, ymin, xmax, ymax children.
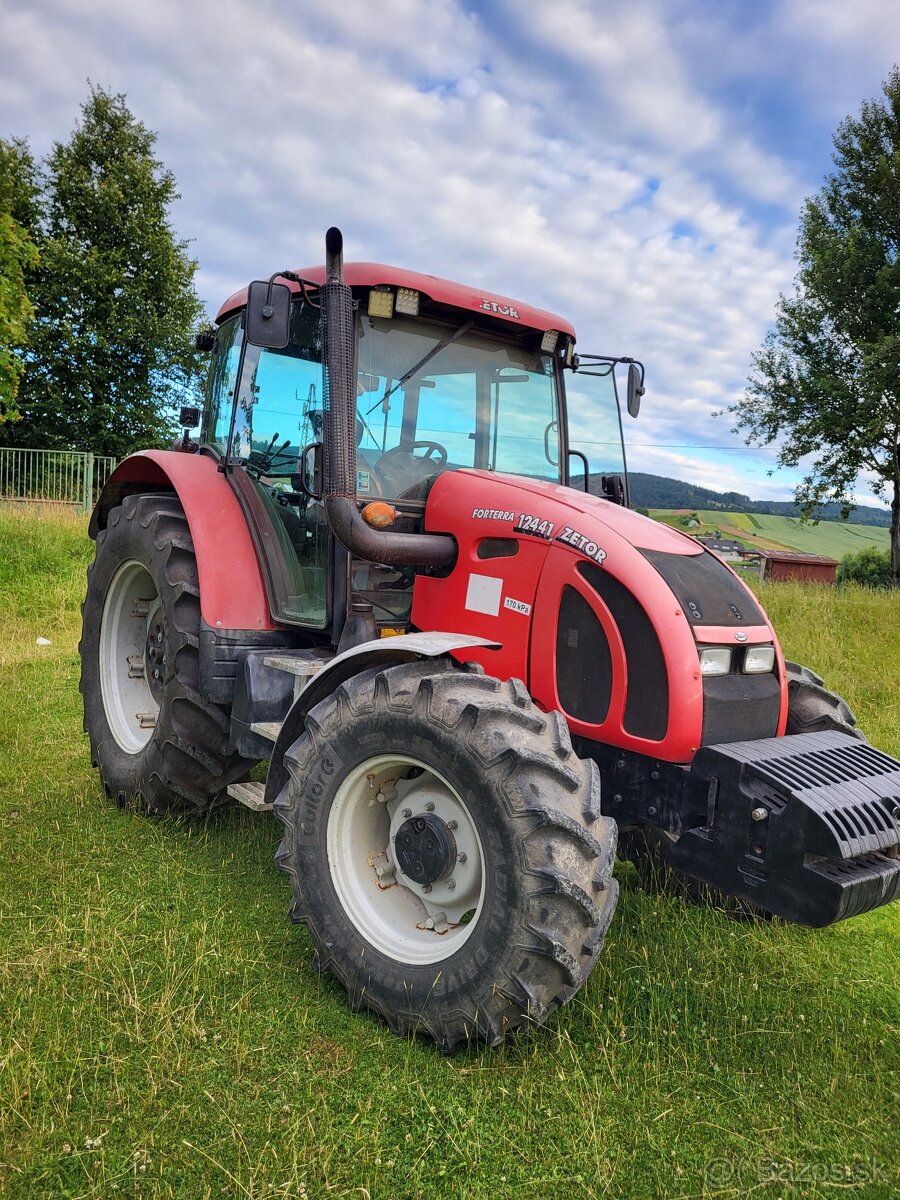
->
<box><xmin>0</xmin><ymin>139</ymin><xmax>40</xmax><ymax>423</ymax></box>
<box><xmin>837</xmin><ymin>546</ymin><xmax>892</xmax><ymax>589</ymax></box>
<box><xmin>729</xmin><ymin>68</ymin><xmax>900</xmax><ymax>582</ymax></box>
<box><xmin>0</xmin><ymin>86</ymin><xmax>204</xmax><ymax>458</ymax></box>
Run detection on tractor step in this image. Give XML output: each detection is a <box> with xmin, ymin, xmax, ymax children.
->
<box><xmin>250</xmin><ymin>720</ymin><xmax>282</xmax><ymax>743</ymax></box>
<box><xmin>229</xmin><ymin>648</ymin><xmax>334</xmax><ymax>762</ymax></box>
<box><xmin>264</xmin><ymin>647</ymin><xmax>334</xmax><ymax>679</ymax></box>
<box><xmin>227</xmin><ymin>781</ymin><xmax>272</xmax><ymax>812</ymax></box>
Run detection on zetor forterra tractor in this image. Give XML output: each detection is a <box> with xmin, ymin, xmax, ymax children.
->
<box><xmin>81</xmin><ymin>228</ymin><xmax>900</xmax><ymax>1051</ymax></box>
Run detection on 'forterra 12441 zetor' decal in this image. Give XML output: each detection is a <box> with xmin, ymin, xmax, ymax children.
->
<box><xmin>555</xmin><ymin>525</ymin><xmax>607</xmax><ymax>565</ymax></box>
<box><xmin>513</xmin><ymin>513</ymin><xmax>555</xmax><ymax>540</ymax></box>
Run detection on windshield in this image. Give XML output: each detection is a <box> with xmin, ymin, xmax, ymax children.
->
<box><xmin>355</xmin><ymin>313</ymin><xmax>561</xmax><ymax>499</ymax></box>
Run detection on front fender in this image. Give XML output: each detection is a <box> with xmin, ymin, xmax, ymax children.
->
<box><xmin>90</xmin><ymin>450</ymin><xmax>276</xmax><ymax>632</ymax></box>
<box><xmin>264</xmin><ymin>632</ymin><xmax>500</xmax><ymax>805</ymax></box>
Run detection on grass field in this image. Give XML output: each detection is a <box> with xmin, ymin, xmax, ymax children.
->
<box><xmin>1</xmin><ymin>505</ymin><xmax>898</xmax><ymax>1199</ymax></box>
<box><xmin>651</xmin><ymin>509</ymin><xmax>891</xmax><ymax>558</ymax></box>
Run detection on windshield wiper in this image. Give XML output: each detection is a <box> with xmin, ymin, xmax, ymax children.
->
<box><xmin>367</xmin><ymin>319</ymin><xmax>474</xmax><ymax>415</ymax></box>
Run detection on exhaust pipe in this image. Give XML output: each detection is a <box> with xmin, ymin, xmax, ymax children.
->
<box><xmin>321</xmin><ymin>227</ymin><xmax>457</xmax><ymax>569</ymax></box>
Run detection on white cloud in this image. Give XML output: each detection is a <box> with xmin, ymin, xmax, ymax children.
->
<box><xmin>0</xmin><ymin>0</ymin><xmax>889</xmax><ymax>505</ymax></box>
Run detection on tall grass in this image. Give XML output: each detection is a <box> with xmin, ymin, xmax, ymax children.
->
<box><xmin>0</xmin><ymin>511</ymin><xmax>897</xmax><ymax>1199</ymax></box>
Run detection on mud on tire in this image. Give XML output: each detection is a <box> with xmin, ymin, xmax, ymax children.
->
<box><xmin>274</xmin><ymin>660</ymin><xmax>619</xmax><ymax>1051</ymax></box>
<box><xmin>79</xmin><ymin>494</ymin><xmax>255</xmax><ymax>814</ymax></box>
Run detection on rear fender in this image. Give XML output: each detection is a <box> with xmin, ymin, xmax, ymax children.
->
<box><xmin>90</xmin><ymin>450</ymin><xmax>276</xmax><ymax>632</ymax></box>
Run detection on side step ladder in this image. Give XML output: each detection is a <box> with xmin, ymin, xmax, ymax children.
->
<box><xmin>227</xmin><ymin>647</ymin><xmax>334</xmax><ymax>813</ymax></box>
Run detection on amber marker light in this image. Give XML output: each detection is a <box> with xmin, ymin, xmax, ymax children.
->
<box><xmin>361</xmin><ymin>501</ymin><xmax>397</xmax><ymax>528</ymax></box>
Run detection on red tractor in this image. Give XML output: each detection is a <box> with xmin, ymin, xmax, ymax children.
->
<box><xmin>81</xmin><ymin>228</ymin><xmax>900</xmax><ymax>1050</ymax></box>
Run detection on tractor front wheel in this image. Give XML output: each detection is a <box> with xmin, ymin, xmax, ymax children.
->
<box><xmin>79</xmin><ymin>494</ymin><xmax>255</xmax><ymax>813</ymax></box>
<box><xmin>274</xmin><ymin>660</ymin><xmax>618</xmax><ymax>1050</ymax></box>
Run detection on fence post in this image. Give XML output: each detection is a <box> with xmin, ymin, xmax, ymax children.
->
<box><xmin>83</xmin><ymin>453</ymin><xmax>94</xmax><ymax>513</ymax></box>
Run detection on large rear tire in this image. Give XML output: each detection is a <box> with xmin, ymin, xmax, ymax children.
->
<box><xmin>274</xmin><ymin>660</ymin><xmax>618</xmax><ymax>1050</ymax></box>
<box><xmin>79</xmin><ymin>494</ymin><xmax>255</xmax><ymax>814</ymax></box>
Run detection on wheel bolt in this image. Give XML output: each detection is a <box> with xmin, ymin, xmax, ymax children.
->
<box><xmin>457</xmin><ymin>852</ymin><xmax>467</xmax><ymax>863</ymax></box>
<box><xmin>446</xmin><ymin>879</ymin><xmax>456</xmax><ymax>890</ymax></box>
<box><xmin>424</xmin><ymin>801</ymin><xmax>435</xmax><ymax>812</ymax></box>
<box><xmin>402</xmin><ymin>808</ymin><xmax>412</xmax><ymax>818</ymax></box>
<box><xmin>751</xmin><ymin>807</ymin><xmax>768</xmax><ymax>822</ymax></box>
<box><xmin>422</xmin><ymin>884</ymin><xmax>432</xmax><ymax>894</ymax></box>
<box><xmin>447</xmin><ymin>819</ymin><xmax>458</xmax><ymax>831</ymax></box>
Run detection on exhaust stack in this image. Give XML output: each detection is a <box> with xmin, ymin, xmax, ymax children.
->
<box><xmin>321</xmin><ymin>227</ymin><xmax>457</xmax><ymax>569</ymax></box>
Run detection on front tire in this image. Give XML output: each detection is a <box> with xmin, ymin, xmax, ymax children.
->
<box><xmin>79</xmin><ymin>494</ymin><xmax>255</xmax><ymax>813</ymax></box>
<box><xmin>783</xmin><ymin>660</ymin><xmax>866</xmax><ymax>740</ymax></box>
<box><xmin>274</xmin><ymin>660</ymin><xmax>618</xmax><ymax>1050</ymax></box>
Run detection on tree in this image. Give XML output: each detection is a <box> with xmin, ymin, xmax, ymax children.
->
<box><xmin>1</xmin><ymin>86</ymin><xmax>204</xmax><ymax>458</ymax></box>
<box><xmin>729</xmin><ymin>68</ymin><xmax>900</xmax><ymax>583</ymax></box>
<box><xmin>837</xmin><ymin>546</ymin><xmax>892</xmax><ymax>588</ymax></box>
<box><xmin>0</xmin><ymin>139</ymin><xmax>40</xmax><ymax>423</ymax></box>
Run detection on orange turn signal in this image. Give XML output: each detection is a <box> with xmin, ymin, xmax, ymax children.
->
<box><xmin>361</xmin><ymin>501</ymin><xmax>396</xmax><ymax>529</ymax></box>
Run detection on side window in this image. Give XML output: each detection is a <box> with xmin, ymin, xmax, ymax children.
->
<box><xmin>206</xmin><ymin>316</ymin><xmax>243</xmax><ymax>452</ymax></box>
<box><xmin>229</xmin><ymin>302</ymin><xmax>322</xmax><ymax>468</ymax></box>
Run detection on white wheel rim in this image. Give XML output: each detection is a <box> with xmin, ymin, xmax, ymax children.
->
<box><xmin>98</xmin><ymin>560</ymin><xmax>162</xmax><ymax>753</ymax></box>
<box><xmin>327</xmin><ymin>754</ymin><xmax>486</xmax><ymax>965</ymax></box>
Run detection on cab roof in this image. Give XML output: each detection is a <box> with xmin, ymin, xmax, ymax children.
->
<box><xmin>215</xmin><ymin>262</ymin><xmax>576</xmax><ymax>339</ymax></box>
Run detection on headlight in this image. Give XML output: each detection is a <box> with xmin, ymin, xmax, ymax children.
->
<box><xmin>699</xmin><ymin>647</ymin><xmax>732</xmax><ymax>676</ymax></box>
<box><xmin>743</xmin><ymin>645</ymin><xmax>776</xmax><ymax>674</ymax></box>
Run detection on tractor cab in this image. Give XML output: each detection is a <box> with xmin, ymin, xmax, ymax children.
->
<box><xmin>199</xmin><ymin>257</ymin><xmax>638</xmax><ymax>638</ymax></box>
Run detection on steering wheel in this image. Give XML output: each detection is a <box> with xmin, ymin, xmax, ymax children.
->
<box><xmin>379</xmin><ymin>441</ymin><xmax>448</xmax><ymax>469</ymax></box>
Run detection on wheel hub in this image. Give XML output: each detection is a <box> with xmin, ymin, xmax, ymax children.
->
<box><xmin>144</xmin><ymin>620</ymin><xmax>167</xmax><ymax>703</ymax></box>
<box><xmin>394</xmin><ymin>814</ymin><xmax>457</xmax><ymax>885</ymax></box>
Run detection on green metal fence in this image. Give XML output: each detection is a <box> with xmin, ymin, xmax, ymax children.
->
<box><xmin>0</xmin><ymin>448</ymin><xmax>118</xmax><ymax>511</ymax></box>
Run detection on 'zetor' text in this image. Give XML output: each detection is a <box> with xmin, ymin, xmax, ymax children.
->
<box><xmin>555</xmin><ymin>525</ymin><xmax>607</xmax><ymax>564</ymax></box>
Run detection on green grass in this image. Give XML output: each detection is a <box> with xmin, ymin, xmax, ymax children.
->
<box><xmin>0</xmin><ymin>507</ymin><xmax>898</xmax><ymax>1199</ymax></box>
<box><xmin>651</xmin><ymin>509</ymin><xmax>890</xmax><ymax>558</ymax></box>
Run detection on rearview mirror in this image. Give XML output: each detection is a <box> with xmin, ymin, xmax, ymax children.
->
<box><xmin>245</xmin><ymin>280</ymin><xmax>291</xmax><ymax>348</ymax></box>
<box><xmin>626</xmin><ymin>362</ymin><xmax>644</xmax><ymax>418</ymax></box>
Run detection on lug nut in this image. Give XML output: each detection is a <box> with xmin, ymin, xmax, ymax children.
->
<box><xmin>751</xmin><ymin>806</ymin><xmax>768</xmax><ymax>822</ymax></box>
<box><xmin>402</xmin><ymin>808</ymin><xmax>412</xmax><ymax>819</ymax></box>
<box><xmin>424</xmin><ymin>801</ymin><xmax>435</xmax><ymax>812</ymax></box>
<box><xmin>446</xmin><ymin>879</ymin><xmax>456</xmax><ymax>890</ymax></box>
<box><xmin>447</xmin><ymin>819</ymin><xmax>458</xmax><ymax>831</ymax></box>
<box><xmin>422</xmin><ymin>883</ymin><xmax>432</xmax><ymax>894</ymax></box>
<box><xmin>457</xmin><ymin>852</ymin><xmax>467</xmax><ymax>863</ymax></box>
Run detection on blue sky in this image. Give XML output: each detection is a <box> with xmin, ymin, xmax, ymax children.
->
<box><xmin>1</xmin><ymin>0</ymin><xmax>897</xmax><ymax>506</ymax></box>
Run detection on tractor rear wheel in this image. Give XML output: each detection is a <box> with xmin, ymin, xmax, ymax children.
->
<box><xmin>274</xmin><ymin>660</ymin><xmax>618</xmax><ymax>1050</ymax></box>
<box><xmin>79</xmin><ymin>494</ymin><xmax>255</xmax><ymax>813</ymax></box>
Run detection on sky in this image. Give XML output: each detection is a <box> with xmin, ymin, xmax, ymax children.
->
<box><xmin>1</xmin><ymin>0</ymin><xmax>898</xmax><ymax>506</ymax></box>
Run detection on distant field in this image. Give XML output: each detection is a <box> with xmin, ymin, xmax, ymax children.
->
<box><xmin>651</xmin><ymin>508</ymin><xmax>891</xmax><ymax>558</ymax></box>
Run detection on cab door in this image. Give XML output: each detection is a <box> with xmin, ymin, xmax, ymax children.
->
<box><xmin>564</xmin><ymin>356</ymin><xmax>630</xmax><ymax>505</ymax></box>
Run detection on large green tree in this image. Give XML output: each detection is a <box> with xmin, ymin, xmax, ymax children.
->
<box><xmin>0</xmin><ymin>138</ymin><xmax>40</xmax><ymax>423</ymax></box>
<box><xmin>729</xmin><ymin>68</ymin><xmax>900</xmax><ymax>582</ymax></box>
<box><xmin>1</xmin><ymin>86</ymin><xmax>204</xmax><ymax>457</ymax></box>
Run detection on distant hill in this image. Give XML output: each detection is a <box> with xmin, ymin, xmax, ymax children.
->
<box><xmin>584</xmin><ymin>471</ymin><xmax>891</xmax><ymax>529</ymax></box>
